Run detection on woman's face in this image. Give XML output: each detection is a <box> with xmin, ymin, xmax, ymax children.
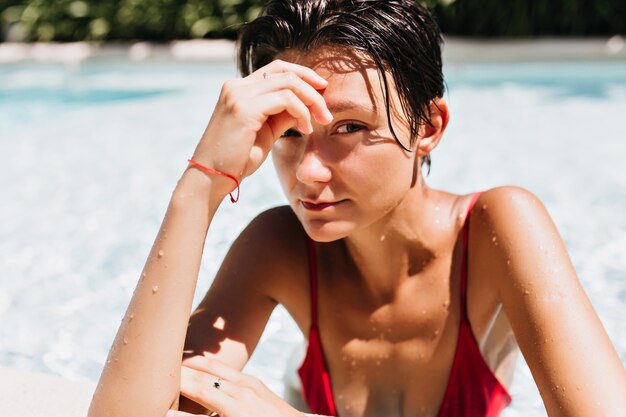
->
<box><xmin>272</xmin><ymin>48</ymin><xmax>418</xmax><ymax>242</ymax></box>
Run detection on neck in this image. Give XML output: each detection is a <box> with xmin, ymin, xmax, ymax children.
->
<box><xmin>341</xmin><ymin>180</ymin><xmax>452</xmax><ymax>303</ymax></box>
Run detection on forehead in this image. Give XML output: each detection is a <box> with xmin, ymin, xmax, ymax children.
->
<box><xmin>277</xmin><ymin>46</ymin><xmax>386</xmax><ymax>113</ymax></box>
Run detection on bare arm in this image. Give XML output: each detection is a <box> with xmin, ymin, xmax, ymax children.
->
<box><xmin>475</xmin><ymin>187</ymin><xmax>625</xmax><ymax>416</ymax></box>
<box><xmin>178</xmin><ymin>207</ymin><xmax>306</xmax><ymax>413</ymax></box>
<box><xmin>88</xmin><ymin>169</ymin><xmax>225</xmax><ymax>417</ymax></box>
<box><xmin>88</xmin><ymin>59</ymin><xmax>332</xmax><ymax>417</ymax></box>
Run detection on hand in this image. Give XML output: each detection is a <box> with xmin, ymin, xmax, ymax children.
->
<box><xmin>188</xmin><ymin>59</ymin><xmax>333</xmax><ymax>198</ymax></box>
<box><xmin>167</xmin><ymin>356</ymin><xmax>306</xmax><ymax>417</ymax></box>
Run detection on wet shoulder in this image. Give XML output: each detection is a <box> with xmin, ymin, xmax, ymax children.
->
<box><xmin>468</xmin><ymin>185</ymin><xmax>553</xmax><ymax>283</ymax></box>
<box><xmin>238</xmin><ymin>205</ymin><xmax>310</xmax><ymax>299</ymax></box>
<box><xmin>241</xmin><ymin>205</ymin><xmax>307</xmax><ymax>264</ymax></box>
<box><xmin>471</xmin><ymin>186</ymin><xmax>546</xmax><ymax>232</ymax></box>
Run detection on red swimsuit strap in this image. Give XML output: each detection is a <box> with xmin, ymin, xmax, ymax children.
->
<box><xmin>307</xmin><ymin>237</ymin><xmax>319</xmax><ymax>328</ymax></box>
<box><xmin>460</xmin><ymin>192</ymin><xmax>482</xmax><ymax>323</ymax></box>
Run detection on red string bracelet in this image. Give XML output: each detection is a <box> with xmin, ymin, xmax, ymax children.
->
<box><xmin>187</xmin><ymin>159</ymin><xmax>240</xmax><ymax>203</ymax></box>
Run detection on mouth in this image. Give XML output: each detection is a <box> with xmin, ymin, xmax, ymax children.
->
<box><xmin>300</xmin><ymin>199</ymin><xmax>346</xmax><ymax>212</ymax></box>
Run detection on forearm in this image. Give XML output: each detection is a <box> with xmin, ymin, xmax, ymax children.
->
<box><xmin>89</xmin><ymin>168</ymin><xmax>225</xmax><ymax>417</ymax></box>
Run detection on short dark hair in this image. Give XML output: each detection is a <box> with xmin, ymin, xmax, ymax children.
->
<box><xmin>237</xmin><ymin>0</ymin><xmax>445</xmax><ymax>170</ymax></box>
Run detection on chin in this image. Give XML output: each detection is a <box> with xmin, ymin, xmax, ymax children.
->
<box><xmin>300</xmin><ymin>218</ymin><xmax>355</xmax><ymax>243</ymax></box>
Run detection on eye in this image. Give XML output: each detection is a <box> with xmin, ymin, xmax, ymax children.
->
<box><xmin>280</xmin><ymin>128</ymin><xmax>301</xmax><ymax>138</ymax></box>
<box><xmin>336</xmin><ymin>122</ymin><xmax>365</xmax><ymax>134</ymax></box>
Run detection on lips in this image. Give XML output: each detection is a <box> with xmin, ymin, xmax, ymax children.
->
<box><xmin>301</xmin><ymin>199</ymin><xmax>345</xmax><ymax>211</ymax></box>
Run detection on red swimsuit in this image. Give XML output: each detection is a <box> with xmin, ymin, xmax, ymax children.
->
<box><xmin>297</xmin><ymin>193</ymin><xmax>512</xmax><ymax>416</ymax></box>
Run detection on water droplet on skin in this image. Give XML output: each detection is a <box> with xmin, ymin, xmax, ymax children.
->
<box><xmin>129</xmin><ymin>313</ymin><xmax>134</xmax><ymax>321</ymax></box>
<box><xmin>123</xmin><ymin>337</ymin><xmax>128</xmax><ymax>345</ymax></box>
<box><xmin>492</xmin><ymin>236</ymin><xmax>497</xmax><ymax>242</ymax></box>
<box><xmin>380</xmin><ymin>234</ymin><xmax>385</xmax><ymax>241</ymax></box>
<box><xmin>458</xmin><ymin>213</ymin><xmax>464</xmax><ymax>220</ymax></box>
<box><xmin>435</xmin><ymin>205</ymin><xmax>440</xmax><ymax>212</ymax></box>
<box><xmin>506</xmin><ymin>259</ymin><xmax>511</xmax><ymax>265</ymax></box>
<box><xmin>433</xmin><ymin>330</ymin><xmax>440</xmax><ymax>336</ymax></box>
<box><xmin>523</xmin><ymin>290</ymin><xmax>530</xmax><ymax>296</ymax></box>
<box><xmin>435</xmin><ymin>218</ymin><xmax>440</xmax><ymax>224</ymax></box>
<box><xmin>141</xmin><ymin>272</ymin><xmax>147</xmax><ymax>281</ymax></box>
<box><xmin>421</xmin><ymin>309</ymin><xmax>427</xmax><ymax>315</ymax></box>
<box><xmin>157</xmin><ymin>250</ymin><xmax>164</xmax><ymax>258</ymax></box>
<box><xmin>152</xmin><ymin>285</ymin><xmax>159</xmax><ymax>294</ymax></box>
<box><xmin>482</xmin><ymin>204</ymin><xmax>488</xmax><ymax>210</ymax></box>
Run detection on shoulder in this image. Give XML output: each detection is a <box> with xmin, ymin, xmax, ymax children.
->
<box><xmin>468</xmin><ymin>185</ymin><xmax>572</xmax><ymax>297</ymax></box>
<box><xmin>474</xmin><ymin>185</ymin><xmax>545</xmax><ymax>222</ymax></box>
<box><xmin>226</xmin><ymin>206</ymin><xmax>309</xmax><ymax>296</ymax></box>
<box><xmin>244</xmin><ymin>205</ymin><xmax>303</xmax><ymax>240</ymax></box>
<box><xmin>233</xmin><ymin>205</ymin><xmax>307</xmax><ymax>267</ymax></box>
<box><xmin>470</xmin><ymin>186</ymin><xmax>553</xmax><ymax>243</ymax></box>
<box><xmin>468</xmin><ymin>186</ymin><xmax>564</xmax><ymax>287</ymax></box>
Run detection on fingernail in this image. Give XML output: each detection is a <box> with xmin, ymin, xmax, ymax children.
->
<box><xmin>297</xmin><ymin>121</ymin><xmax>313</xmax><ymax>134</ymax></box>
<box><xmin>323</xmin><ymin>108</ymin><xmax>334</xmax><ymax>123</ymax></box>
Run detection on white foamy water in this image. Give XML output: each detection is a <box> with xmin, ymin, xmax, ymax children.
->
<box><xmin>1</xmin><ymin>60</ymin><xmax>625</xmax><ymax>417</ymax></box>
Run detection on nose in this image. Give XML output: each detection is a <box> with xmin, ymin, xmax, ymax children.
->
<box><xmin>295</xmin><ymin>147</ymin><xmax>332</xmax><ymax>185</ymax></box>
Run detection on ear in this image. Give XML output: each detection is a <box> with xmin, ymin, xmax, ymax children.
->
<box><xmin>416</xmin><ymin>97</ymin><xmax>449</xmax><ymax>157</ymax></box>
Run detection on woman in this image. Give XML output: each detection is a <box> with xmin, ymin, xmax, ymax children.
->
<box><xmin>88</xmin><ymin>1</ymin><xmax>625</xmax><ymax>416</ymax></box>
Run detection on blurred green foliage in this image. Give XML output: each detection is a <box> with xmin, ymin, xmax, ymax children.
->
<box><xmin>0</xmin><ymin>0</ymin><xmax>624</xmax><ymax>42</ymax></box>
<box><xmin>432</xmin><ymin>0</ymin><xmax>626</xmax><ymax>37</ymax></box>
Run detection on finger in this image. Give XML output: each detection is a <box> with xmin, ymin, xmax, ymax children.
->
<box><xmin>180</xmin><ymin>365</ymin><xmax>233</xmax><ymax>413</ymax></box>
<box><xmin>181</xmin><ymin>364</ymin><xmax>237</xmax><ymax>397</ymax></box>
<box><xmin>260</xmin><ymin>89</ymin><xmax>313</xmax><ymax>135</ymax></box>
<box><xmin>182</xmin><ymin>356</ymin><xmax>247</xmax><ymax>385</ymax></box>
<box><xmin>255</xmin><ymin>59</ymin><xmax>328</xmax><ymax>90</ymax></box>
<box><xmin>253</xmin><ymin>72</ymin><xmax>333</xmax><ymax>125</ymax></box>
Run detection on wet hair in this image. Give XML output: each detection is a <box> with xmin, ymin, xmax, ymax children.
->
<box><xmin>237</xmin><ymin>0</ymin><xmax>445</xmax><ymax>171</ymax></box>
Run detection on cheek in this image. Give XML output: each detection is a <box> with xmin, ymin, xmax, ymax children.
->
<box><xmin>272</xmin><ymin>141</ymin><xmax>298</xmax><ymax>186</ymax></box>
<box><xmin>350</xmin><ymin>149</ymin><xmax>414</xmax><ymax>198</ymax></box>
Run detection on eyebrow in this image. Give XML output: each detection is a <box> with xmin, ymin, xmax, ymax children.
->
<box><xmin>326</xmin><ymin>99</ymin><xmax>377</xmax><ymax>114</ymax></box>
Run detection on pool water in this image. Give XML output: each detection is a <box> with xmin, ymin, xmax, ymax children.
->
<box><xmin>1</xmin><ymin>59</ymin><xmax>625</xmax><ymax>417</ymax></box>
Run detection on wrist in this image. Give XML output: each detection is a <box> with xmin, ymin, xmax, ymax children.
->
<box><xmin>172</xmin><ymin>167</ymin><xmax>230</xmax><ymax>209</ymax></box>
<box><xmin>186</xmin><ymin>159</ymin><xmax>240</xmax><ymax>203</ymax></box>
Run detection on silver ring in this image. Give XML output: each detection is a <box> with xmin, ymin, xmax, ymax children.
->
<box><xmin>213</xmin><ymin>377</ymin><xmax>222</xmax><ymax>389</ymax></box>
